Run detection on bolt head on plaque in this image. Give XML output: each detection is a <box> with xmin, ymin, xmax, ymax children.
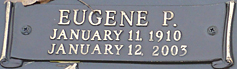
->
<box><xmin>207</xmin><ymin>26</ymin><xmax>217</xmax><ymax>36</ymax></box>
<box><xmin>21</xmin><ymin>25</ymin><xmax>32</xmax><ymax>35</ymax></box>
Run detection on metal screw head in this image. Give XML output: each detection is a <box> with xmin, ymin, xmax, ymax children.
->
<box><xmin>21</xmin><ymin>25</ymin><xmax>32</xmax><ymax>35</ymax></box>
<box><xmin>207</xmin><ymin>26</ymin><xmax>217</xmax><ymax>36</ymax></box>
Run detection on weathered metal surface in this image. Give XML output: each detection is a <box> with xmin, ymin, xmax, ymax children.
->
<box><xmin>1</xmin><ymin>0</ymin><xmax>237</xmax><ymax>69</ymax></box>
<box><xmin>11</xmin><ymin>1</ymin><xmax>225</xmax><ymax>61</ymax></box>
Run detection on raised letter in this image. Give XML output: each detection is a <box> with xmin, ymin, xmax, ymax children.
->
<box><xmin>120</xmin><ymin>11</ymin><xmax>134</xmax><ymax>27</ymax></box>
<box><xmin>89</xmin><ymin>10</ymin><xmax>102</xmax><ymax>26</ymax></box>
<box><xmin>81</xmin><ymin>44</ymin><xmax>90</xmax><ymax>55</ymax></box>
<box><xmin>50</xmin><ymin>29</ymin><xmax>57</xmax><ymax>40</ymax></box>
<box><xmin>104</xmin><ymin>44</ymin><xmax>114</xmax><ymax>55</ymax></box>
<box><xmin>55</xmin><ymin>44</ymin><xmax>66</xmax><ymax>55</ymax></box>
<box><xmin>57</xmin><ymin>29</ymin><xmax>68</xmax><ymax>40</ymax></box>
<box><xmin>68</xmin><ymin>44</ymin><xmax>79</xmax><ymax>54</ymax></box>
<box><xmin>115</xmin><ymin>45</ymin><xmax>123</xmax><ymax>55</ymax></box>
<box><xmin>136</xmin><ymin>11</ymin><xmax>148</xmax><ymax>26</ymax></box>
<box><xmin>128</xmin><ymin>30</ymin><xmax>133</xmax><ymax>41</ymax></box>
<box><xmin>114</xmin><ymin>30</ymin><xmax>123</xmax><ymax>41</ymax></box>
<box><xmin>74</xmin><ymin>9</ymin><xmax>87</xmax><ymax>25</ymax></box>
<box><xmin>69</xmin><ymin>29</ymin><xmax>80</xmax><ymax>40</ymax></box>
<box><xmin>58</xmin><ymin>10</ymin><xmax>70</xmax><ymax>25</ymax></box>
<box><xmin>163</xmin><ymin>11</ymin><xmax>174</xmax><ymax>27</ymax></box>
<box><xmin>91</xmin><ymin>44</ymin><xmax>102</xmax><ymax>54</ymax></box>
<box><xmin>104</xmin><ymin>10</ymin><xmax>116</xmax><ymax>26</ymax></box>
<box><xmin>91</xmin><ymin>30</ymin><xmax>102</xmax><ymax>41</ymax></box>
<box><xmin>103</xmin><ymin>30</ymin><xmax>113</xmax><ymax>41</ymax></box>
<box><xmin>48</xmin><ymin>43</ymin><xmax>56</xmax><ymax>54</ymax></box>
<box><xmin>81</xmin><ymin>30</ymin><xmax>91</xmax><ymax>41</ymax></box>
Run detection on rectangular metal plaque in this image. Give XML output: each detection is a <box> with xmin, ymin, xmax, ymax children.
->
<box><xmin>0</xmin><ymin>0</ymin><xmax>236</xmax><ymax>68</ymax></box>
<box><xmin>11</xmin><ymin>2</ymin><xmax>226</xmax><ymax>61</ymax></box>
